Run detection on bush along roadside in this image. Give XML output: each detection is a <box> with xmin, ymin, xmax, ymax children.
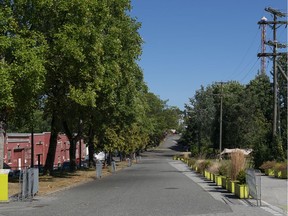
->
<box><xmin>260</xmin><ymin>161</ymin><xmax>287</xmax><ymax>179</ymax></box>
<box><xmin>172</xmin><ymin>151</ymin><xmax>253</xmax><ymax>199</ymax></box>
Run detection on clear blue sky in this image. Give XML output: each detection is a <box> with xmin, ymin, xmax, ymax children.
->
<box><xmin>130</xmin><ymin>0</ymin><xmax>287</xmax><ymax>110</ymax></box>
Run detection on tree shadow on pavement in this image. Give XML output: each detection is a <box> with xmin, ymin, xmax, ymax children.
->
<box><xmin>168</xmin><ymin>141</ymin><xmax>187</xmax><ymax>152</ymax></box>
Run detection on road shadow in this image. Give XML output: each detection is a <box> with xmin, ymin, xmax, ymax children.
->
<box><xmin>168</xmin><ymin>139</ymin><xmax>187</xmax><ymax>152</ymax></box>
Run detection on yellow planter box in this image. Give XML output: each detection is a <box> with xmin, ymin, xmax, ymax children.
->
<box><xmin>0</xmin><ymin>174</ymin><xmax>8</xmax><ymax>202</ymax></box>
<box><xmin>265</xmin><ymin>169</ymin><xmax>274</xmax><ymax>176</ymax></box>
<box><xmin>204</xmin><ymin>170</ymin><xmax>210</xmax><ymax>179</ymax></box>
<box><xmin>212</xmin><ymin>174</ymin><xmax>216</xmax><ymax>183</ymax></box>
<box><xmin>275</xmin><ymin>170</ymin><xmax>288</xmax><ymax>179</ymax></box>
<box><xmin>210</xmin><ymin>173</ymin><xmax>215</xmax><ymax>181</ymax></box>
<box><xmin>235</xmin><ymin>184</ymin><xmax>249</xmax><ymax>199</ymax></box>
<box><xmin>280</xmin><ymin>170</ymin><xmax>287</xmax><ymax>179</ymax></box>
<box><xmin>201</xmin><ymin>170</ymin><xmax>205</xmax><ymax>176</ymax></box>
<box><xmin>227</xmin><ymin>180</ymin><xmax>239</xmax><ymax>194</ymax></box>
<box><xmin>215</xmin><ymin>175</ymin><xmax>222</xmax><ymax>186</ymax></box>
<box><xmin>221</xmin><ymin>176</ymin><xmax>228</xmax><ymax>189</ymax></box>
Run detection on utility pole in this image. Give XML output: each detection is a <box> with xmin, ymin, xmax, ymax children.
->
<box><xmin>259</xmin><ymin>16</ymin><xmax>267</xmax><ymax>74</ymax></box>
<box><xmin>219</xmin><ymin>88</ymin><xmax>223</xmax><ymax>159</ymax></box>
<box><xmin>257</xmin><ymin>7</ymin><xmax>288</xmax><ymax>137</ymax></box>
<box><xmin>216</xmin><ymin>81</ymin><xmax>227</xmax><ymax>159</ymax></box>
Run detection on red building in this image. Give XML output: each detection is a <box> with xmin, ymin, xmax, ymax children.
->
<box><xmin>3</xmin><ymin>132</ymin><xmax>86</xmax><ymax>170</ymax></box>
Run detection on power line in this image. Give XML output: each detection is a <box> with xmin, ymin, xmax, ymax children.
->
<box><xmin>225</xmin><ymin>29</ymin><xmax>260</xmax><ymax>81</ymax></box>
<box><xmin>239</xmin><ymin>58</ymin><xmax>260</xmax><ymax>83</ymax></box>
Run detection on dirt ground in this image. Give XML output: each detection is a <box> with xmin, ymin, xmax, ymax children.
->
<box><xmin>8</xmin><ymin>161</ymin><xmax>130</xmax><ymax>197</ymax></box>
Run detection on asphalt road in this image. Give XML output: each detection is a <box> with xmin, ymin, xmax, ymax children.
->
<box><xmin>0</xmin><ymin>135</ymin><xmax>280</xmax><ymax>216</ymax></box>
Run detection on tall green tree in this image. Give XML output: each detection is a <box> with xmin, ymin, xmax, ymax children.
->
<box><xmin>242</xmin><ymin>74</ymin><xmax>272</xmax><ymax>146</ymax></box>
<box><xmin>181</xmin><ymin>73</ymin><xmax>284</xmax><ymax>167</ymax></box>
<box><xmin>145</xmin><ymin>92</ymin><xmax>181</xmax><ymax>148</ymax></box>
<box><xmin>0</xmin><ymin>0</ymin><xmax>47</xmax><ymax>168</ymax></box>
<box><xmin>213</xmin><ymin>82</ymin><xmax>245</xmax><ymax>149</ymax></box>
<box><xmin>85</xmin><ymin>0</ymin><xmax>149</xmax><ymax>165</ymax></box>
<box><xmin>19</xmin><ymin>0</ymin><xmax>112</xmax><ymax>173</ymax></box>
<box><xmin>182</xmin><ymin>85</ymin><xmax>215</xmax><ymax>156</ymax></box>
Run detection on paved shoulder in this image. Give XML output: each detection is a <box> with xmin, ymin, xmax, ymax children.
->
<box><xmin>170</xmin><ymin>160</ymin><xmax>286</xmax><ymax>216</ymax></box>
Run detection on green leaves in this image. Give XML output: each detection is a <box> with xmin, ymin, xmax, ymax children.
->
<box><xmin>0</xmin><ymin>1</ymin><xmax>47</xmax><ymax>122</ymax></box>
<box><xmin>0</xmin><ymin>64</ymin><xmax>14</xmax><ymax>109</ymax></box>
<box><xmin>183</xmin><ymin>72</ymin><xmax>286</xmax><ymax>164</ymax></box>
<box><xmin>0</xmin><ymin>0</ymin><xmax>182</xmax><ymax>171</ymax></box>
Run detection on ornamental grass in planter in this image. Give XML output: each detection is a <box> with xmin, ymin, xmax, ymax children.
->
<box><xmin>218</xmin><ymin>160</ymin><xmax>230</xmax><ymax>177</ymax></box>
<box><xmin>218</xmin><ymin>160</ymin><xmax>230</xmax><ymax>187</ymax></box>
<box><xmin>230</xmin><ymin>150</ymin><xmax>246</xmax><ymax>181</ymax></box>
<box><xmin>207</xmin><ymin>161</ymin><xmax>220</xmax><ymax>183</ymax></box>
<box><xmin>187</xmin><ymin>158</ymin><xmax>196</xmax><ymax>169</ymax></box>
<box><xmin>235</xmin><ymin>170</ymin><xmax>249</xmax><ymax>199</ymax></box>
<box><xmin>227</xmin><ymin>150</ymin><xmax>246</xmax><ymax>194</ymax></box>
<box><xmin>274</xmin><ymin>162</ymin><xmax>287</xmax><ymax>179</ymax></box>
<box><xmin>196</xmin><ymin>159</ymin><xmax>211</xmax><ymax>175</ymax></box>
<box><xmin>260</xmin><ymin>160</ymin><xmax>276</xmax><ymax>176</ymax></box>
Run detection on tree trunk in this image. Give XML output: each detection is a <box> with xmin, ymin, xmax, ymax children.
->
<box><xmin>44</xmin><ymin>111</ymin><xmax>59</xmax><ymax>175</ymax></box>
<box><xmin>107</xmin><ymin>151</ymin><xmax>112</xmax><ymax>166</ymax></box>
<box><xmin>88</xmin><ymin>125</ymin><xmax>95</xmax><ymax>167</ymax></box>
<box><xmin>62</xmin><ymin>121</ymin><xmax>80</xmax><ymax>172</ymax></box>
<box><xmin>69</xmin><ymin>139</ymin><xmax>77</xmax><ymax>172</ymax></box>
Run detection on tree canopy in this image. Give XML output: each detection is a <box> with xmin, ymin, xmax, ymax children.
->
<box><xmin>0</xmin><ymin>0</ymin><xmax>181</xmax><ymax>172</ymax></box>
<box><xmin>181</xmin><ymin>71</ymin><xmax>287</xmax><ymax>167</ymax></box>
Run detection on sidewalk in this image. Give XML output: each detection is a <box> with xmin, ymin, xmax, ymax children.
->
<box><xmin>260</xmin><ymin>174</ymin><xmax>288</xmax><ymax>214</ymax></box>
<box><xmin>170</xmin><ymin>160</ymin><xmax>288</xmax><ymax>216</ymax></box>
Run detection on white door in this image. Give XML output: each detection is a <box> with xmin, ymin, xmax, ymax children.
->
<box><xmin>18</xmin><ymin>158</ymin><xmax>22</xmax><ymax>170</ymax></box>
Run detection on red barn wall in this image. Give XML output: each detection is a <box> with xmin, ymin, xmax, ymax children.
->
<box><xmin>3</xmin><ymin>132</ymin><xmax>86</xmax><ymax>170</ymax></box>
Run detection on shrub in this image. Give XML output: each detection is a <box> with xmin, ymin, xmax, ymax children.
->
<box><xmin>187</xmin><ymin>158</ymin><xmax>196</xmax><ymax>167</ymax></box>
<box><xmin>274</xmin><ymin>162</ymin><xmax>287</xmax><ymax>172</ymax></box>
<box><xmin>218</xmin><ymin>160</ymin><xmax>230</xmax><ymax>176</ymax></box>
<box><xmin>259</xmin><ymin>160</ymin><xmax>276</xmax><ymax>170</ymax></box>
<box><xmin>236</xmin><ymin>169</ymin><xmax>246</xmax><ymax>184</ymax></box>
<box><xmin>207</xmin><ymin>161</ymin><xmax>220</xmax><ymax>175</ymax></box>
<box><xmin>196</xmin><ymin>159</ymin><xmax>211</xmax><ymax>173</ymax></box>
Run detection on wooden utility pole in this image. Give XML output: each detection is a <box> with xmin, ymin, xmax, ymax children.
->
<box><xmin>216</xmin><ymin>81</ymin><xmax>227</xmax><ymax>159</ymax></box>
<box><xmin>219</xmin><ymin>88</ymin><xmax>223</xmax><ymax>159</ymax></box>
<box><xmin>257</xmin><ymin>7</ymin><xmax>288</xmax><ymax>137</ymax></box>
